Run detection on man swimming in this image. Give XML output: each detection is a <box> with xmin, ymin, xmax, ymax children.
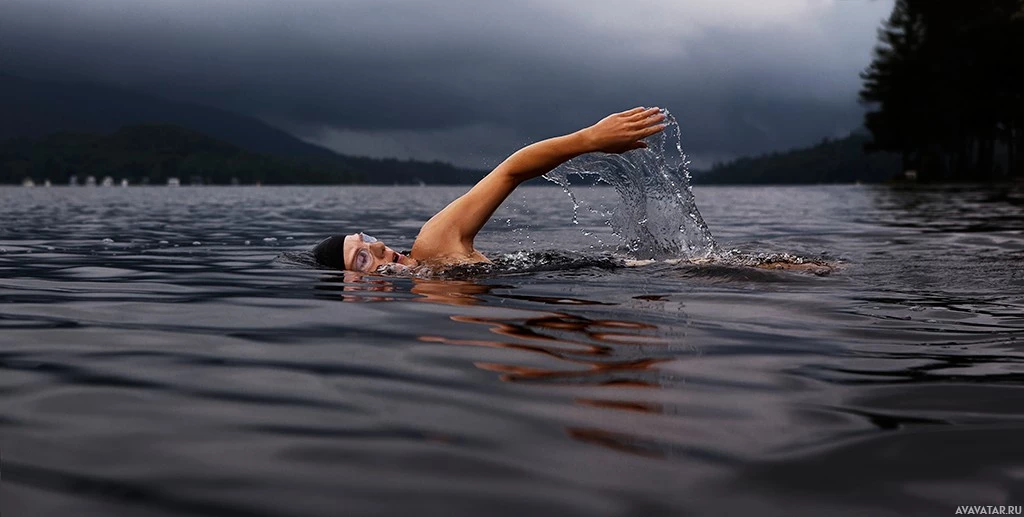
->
<box><xmin>314</xmin><ymin>107</ymin><xmax>668</xmax><ymax>272</ymax></box>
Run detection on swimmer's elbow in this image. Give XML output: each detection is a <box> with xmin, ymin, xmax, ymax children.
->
<box><xmin>491</xmin><ymin>154</ymin><xmax>548</xmax><ymax>186</ymax></box>
<box><xmin>494</xmin><ymin>167</ymin><xmax>527</xmax><ymax>187</ymax></box>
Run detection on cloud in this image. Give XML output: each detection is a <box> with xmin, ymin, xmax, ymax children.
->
<box><xmin>1</xmin><ymin>0</ymin><xmax>894</xmax><ymax>167</ymax></box>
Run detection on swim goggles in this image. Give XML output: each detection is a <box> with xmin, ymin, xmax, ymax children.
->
<box><xmin>350</xmin><ymin>233</ymin><xmax>379</xmax><ymax>272</ymax></box>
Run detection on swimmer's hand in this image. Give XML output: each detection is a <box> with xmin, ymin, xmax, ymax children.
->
<box><xmin>578</xmin><ymin>107</ymin><xmax>668</xmax><ymax>154</ymax></box>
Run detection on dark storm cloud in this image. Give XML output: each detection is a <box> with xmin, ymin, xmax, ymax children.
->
<box><xmin>1</xmin><ymin>0</ymin><xmax>893</xmax><ymax>168</ymax></box>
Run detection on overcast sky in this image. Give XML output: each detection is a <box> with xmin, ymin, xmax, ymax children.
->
<box><xmin>2</xmin><ymin>0</ymin><xmax>894</xmax><ymax>169</ymax></box>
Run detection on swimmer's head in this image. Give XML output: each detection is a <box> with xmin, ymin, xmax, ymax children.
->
<box><xmin>313</xmin><ymin>233</ymin><xmax>417</xmax><ymax>272</ymax></box>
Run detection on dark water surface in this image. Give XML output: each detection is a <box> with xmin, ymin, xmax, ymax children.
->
<box><xmin>2</xmin><ymin>185</ymin><xmax>1022</xmax><ymax>516</ymax></box>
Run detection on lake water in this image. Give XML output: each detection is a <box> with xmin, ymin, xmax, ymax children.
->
<box><xmin>1</xmin><ymin>184</ymin><xmax>1022</xmax><ymax>516</ymax></box>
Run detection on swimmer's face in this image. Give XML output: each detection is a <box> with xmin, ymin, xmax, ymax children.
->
<box><xmin>343</xmin><ymin>233</ymin><xmax>417</xmax><ymax>272</ymax></box>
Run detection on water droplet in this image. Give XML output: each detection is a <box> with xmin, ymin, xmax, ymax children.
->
<box><xmin>158</xmin><ymin>240</ymin><xmax>169</xmax><ymax>244</ymax></box>
<box><xmin>192</xmin><ymin>241</ymin><xmax>201</xmax><ymax>246</ymax></box>
<box><xmin>102</xmin><ymin>238</ymin><xmax>114</xmax><ymax>244</ymax></box>
<box><xmin>264</xmin><ymin>237</ymin><xmax>277</xmax><ymax>242</ymax></box>
<box><xmin>244</xmin><ymin>240</ymin><xmax>251</xmax><ymax>245</ymax></box>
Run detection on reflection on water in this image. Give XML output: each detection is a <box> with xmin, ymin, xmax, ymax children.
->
<box><xmin>869</xmin><ymin>184</ymin><xmax>1024</xmax><ymax>227</ymax></box>
<box><xmin>329</xmin><ymin>273</ymin><xmax>680</xmax><ymax>457</ymax></box>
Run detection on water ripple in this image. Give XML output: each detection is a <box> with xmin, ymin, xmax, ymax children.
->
<box><xmin>1</xmin><ymin>185</ymin><xmax>1022</xmax><ymax>516</ymax></box>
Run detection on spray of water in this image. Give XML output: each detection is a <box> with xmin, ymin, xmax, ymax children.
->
<box><xmin>543</xmin><ymin>109</ymin><xmax>717</xmax><ymax>260</ymax></box>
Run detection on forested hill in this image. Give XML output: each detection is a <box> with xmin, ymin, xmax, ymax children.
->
<box><xmin>694</xmin><ymin>133</ymin><xmax>902</xmax><ymax>185</ymax></box>
<box><xmin>0</xmin><ymin>74</ymin><xmax>484</xmax><ymax>184</ymax></box>
<box><xmin>0</xmin><ymin>125</ymin><xmax>366</xmax><ymax>185</ymax></box>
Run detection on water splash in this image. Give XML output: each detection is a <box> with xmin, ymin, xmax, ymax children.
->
<box><xmin>543</xmin><ymin>109</ymin><xmax>717</xmax><ymax>260</ymax></box>
<box><xmin>291</xmin><ymin>248</ymin><xmax>834</xmax><ymax>280</ymax></box>
<box><xmin>369</xmin><ymin>250</ymin><xmax>625</xmax><ymax>279</ymax></box>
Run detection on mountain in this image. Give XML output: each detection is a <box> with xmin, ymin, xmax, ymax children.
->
<box><xmin>0</xmin><ymin>74</ymin><xmax>484</xmax><ymax>184</ymax></box>
<box><xmin>0</xmin><ymin>124</ymin><xmax>362</xmax><ymax>185</ymax></box>
<box><xmin>695</xmin><ymin>132</ymin><xmax>902</xmax><ymax>185</ymax></box>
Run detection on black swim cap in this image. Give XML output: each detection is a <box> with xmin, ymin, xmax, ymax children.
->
<box><xmin>313</xmin><ymin>235</ymin><xmax>347</xmax><ymax>270</ymax></box>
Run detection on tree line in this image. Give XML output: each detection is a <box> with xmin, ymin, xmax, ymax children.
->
<box><xmin>0</xmin><ymin>125</ymin><xmax>364</xmax><ymax>185</ymax></box>
<box><xmin>0</xmin><ymin>124</ymin><xmax>487</xmax><ymax>185</ymax></box>
<box><xmin>700</xmin><ymin>132</ymin><xmax>900</xmax><ymax>184</ymax></box>
<box><xmin>860</xmin><ymin>0</ymin><xmax>1023</xmax><ymax>181</ymax></box>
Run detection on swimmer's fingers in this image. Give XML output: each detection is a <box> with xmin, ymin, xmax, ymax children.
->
<box><xmin>623</xmin><ymin>123</ymin><xmax>667</xmax><ymax>150</ymax></box>
<box><xmin>629</xmin><ymin>112</ymin><xmax>666</xmax><ymax>130</ymax></box>
<box><xmin>626</xmin><ymin>107</ymin><xmax>662</xmax><ymax>122</ymax></box>
<box><xmin>585</xmin><ymin>107</ymin><xmax>667</xmax><ymax>153</ymax></box>
<box><xmin>620</xmin><ymin>106</ymin><xmax>648</xmax><ymax>117</ymax></box>
<box><xmin>636</xmin><ymin>123</ymin><xmax>668</xmax><ymax>139</ymax></box>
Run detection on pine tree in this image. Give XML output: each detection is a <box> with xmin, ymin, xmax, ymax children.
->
<box><xmin>860</xmin><ymin>0</ymin><xmax>928</xmax><ymax>176</ymax></box>
<box><xmin>860</xmin><ymin>0</ymin><xmax>1024</xmax><ymax>181</ymax></box>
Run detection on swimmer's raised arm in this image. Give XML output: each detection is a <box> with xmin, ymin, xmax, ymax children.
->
<box><xmin>410</xmin><ymin>107</ymin><xmax>667</xmax><ymax>263</ymax></box>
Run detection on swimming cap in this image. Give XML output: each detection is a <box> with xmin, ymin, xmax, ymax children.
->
<box><xmin>313</xmin><ymin>235</ymin><xmax>347</xmax><ymax>270</ymax></box>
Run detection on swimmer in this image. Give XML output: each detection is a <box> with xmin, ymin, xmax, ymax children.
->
<box><xmin>314</xmin><ymin>107</ymin><xmax>668</xmax><ymax>272</ymax></box>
